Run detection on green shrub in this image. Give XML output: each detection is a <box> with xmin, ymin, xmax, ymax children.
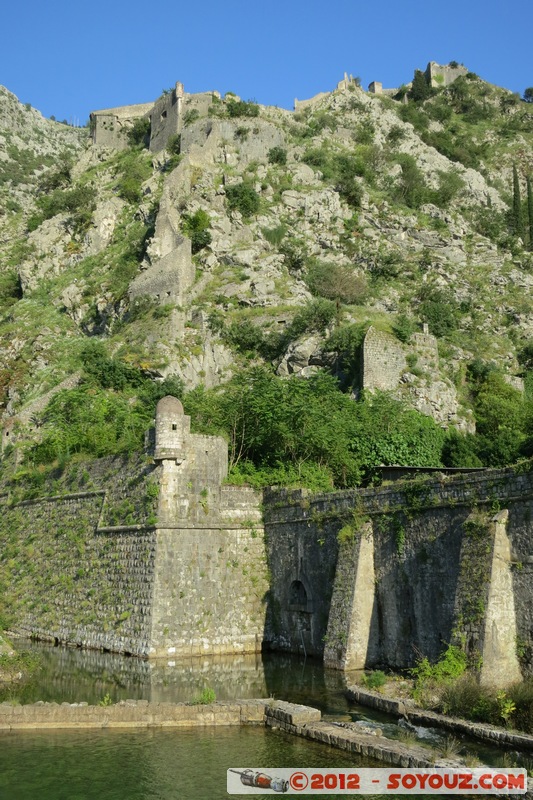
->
<box><xmin>114</xmin><ymin>152</ymin><xmax>152</xmax><ymax>203</ymax></box>
<box><xmin>393</xmin><ymin>313</ymin><xmax>417</xmax><ymax>343</ymax></box>
<box><xmin>398</xmin><ymin>102</ymin><xmax>430</xmax><ymax>132</ymax></box>
<box><xmin>371</xmin><ymin>250</ymin><xmax>405</xmax><ymax>280</ymax></box>
<box><xmin>234</xmin><ymin>125</ymin><xmax>249</xmax><ymax>142</ymax></box>
<box><xmin>394</xmin><ymin>153</ymin><xmax>430</xmax><ymax>209</ymax></box>
<box><xmin>27</xmin><ymin>184</ymin><xmax>97</xmax><ymax>234</ymax></box>
<box><xmin>425</xmin><ymin>101</ymin><xmax>453</xmax><ymax>123</ymax></box>
<box><xmin>268</xmin><ymin>146</ymin><xmax>287</xmax><ymax>165</ymax></box>
<box><xmin>166</xmin><ymin>134</ymin><xmax>181</xmax><ymax>155</ymax></box>
<box><xmin>332</xmin><ymin>153</ymin><xmax>365</xmax><ymax>207</ymax></box>
<box><xmin>190</xmin><ymin>686</ymin><xmax>216</xmax><ymax>704</ymax></box>
<box><xmin>290</xmin><ymin>298</ymin><xmax>337</xmax><ymax>335</ymax></box>
<box><xmin>0</xmin><ymin>270</ymin><xmax>22</xmax><ymax>307</ymax></box>
<box><xmin>386</xmin><ymin>125</ymin><xmax>406</xmax><ymax>146</ymax></box>
<box><xmin>228</xmin><ymin>459</ymin><xmax>334</xmax><ymax>492</ymax></box>
<box><xmin>226</xmin><ymin>99</ymin><xmax>259</xmax><ymax>118</ymax></box>
<box><xmin>305</xmin><ymin>261</ymin><xmax>367</xmax><ymax>304</ymax></box>
<box><xmin>354</xmin><ymin>119</ymin><xmax>375</xmax><ymax>145</ymax></box>
<box><xmin>222</xmin><ymin>319</ymin><xmax>265</xmax><ymax>355</ymax></box>
<box><xmin>225</xmin><ymin>182</ymin><xmax>260</xmax><ymax>218</ymax></box>
<box><xmin>323</xmin><ymin>322</ymin><xmax>369</xmax><ymax>389</ymax></box>
<box><xmin>302</xmin><ymin>145</ymin><xmax>333</xmax><ymax>178</ymax></box>
<box><xmin>508</xmin><ymin>680</ymin><xmax>533</xmax><ymax>733</ymax></box>
<box><xmin>37</xmin><ymin>153</ymin><xmax>73</xmax><ymax>192</ymax></box>
<box><xmin>361</xmin><ymin>670</ymin><xmax>387</xmax><ymax>689</ymax></box>
<box><xmin>296</xmin><ymin>111</ymin><xmax>336</xmax><ymax>139</ymax></box>
<box><xmin>98</xmin><ymin>693</ymin><xmax>113</xmax><ymax>707</ymax></box>
<box><xmin>442</xmin><ymin>432</ymin><xmax>483</xmax><ymax>468</ymax></box>
<box><xmin>262</xmin><ymin>224</ymin><xmax>287</xmax><ymax>246</ymax></box>
<box><xmin>127</xmin><ymin>117</ymin><xmax>151</xmax><ymax>148</ymax></box>
<box><xmin>439</xmin><ymin>674</ymin><xmax>483</xmax><ymax>717</ymax></box>
<box><xmin>417</xmin><ymin>286</ymin><xmax>461</xmax><ymax>337</ymax></box>
<box><xmin>183</xmin><ymin>109</ymin><xmax>200</xmax><ymax>126</ymax></box>
<box><xmin>432</xmin><ymin>169</ymin><xmax>465</xmax><ymax>207</ymax></box>
<box><xmin>412</xmin><ymin>644</ymin><xmax>467</xmax><ymax>688</ymax></box>
<box><xmin>279</xmin><ymin>238</ymin><xmax>307</xmax><ymax>273</ymax></box>
<box><xmin>182</xmin><ymin>209</ymin><xmax>212</xmax><ymax>253</ymax></box>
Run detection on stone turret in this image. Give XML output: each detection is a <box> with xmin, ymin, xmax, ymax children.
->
<box><xmin>154</xmin><ymin>395</ymin><xmax>190</xmax><ymax>463</ymax></box>
<box><xmin>425</xmin><ymin>61</ymin><xmax>468</xmax><ymax>88</ymax></box>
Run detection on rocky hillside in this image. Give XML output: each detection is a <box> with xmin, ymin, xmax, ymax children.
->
<box><xmin>1</xmin><ymin>66</ymin><xmax>533</xmax><ymax>486</ymax></box>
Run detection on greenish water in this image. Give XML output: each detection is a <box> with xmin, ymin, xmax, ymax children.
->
<box><xmin>0</xmin><ymin>725</ymin><xmax>375</xmax><ymax>800</ymax></box>
<box><xmin>2</xmin><ymin>640</ymin><xmax>353</xmax><ymax>711</ymax></box>
<box><xmin>2</xmin><ymin>638</ymin><xmax>529</xmax><ymax>792</ymax></box>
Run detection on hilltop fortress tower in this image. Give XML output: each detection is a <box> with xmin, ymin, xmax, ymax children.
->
<box><xmin>92</xmin><ymin>63</ymin><xmax>470</xmax><ymax>152</ymax></box>
<box><xmin>90</xmin><ymin>82</ymin><xmax>219</xmax><ymax>152</ymax></box>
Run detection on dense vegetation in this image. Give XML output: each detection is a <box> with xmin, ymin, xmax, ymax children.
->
<box><xmin>2</xmin><ymin>65</ymin><xmax>533</xmax><ymax>491</ymax></box>
<box><xmin>411</xmin><ymin>644</ymin><xmax>533</xmax><ymax>734</ymax></box>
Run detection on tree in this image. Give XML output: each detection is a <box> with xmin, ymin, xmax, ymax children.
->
<box><xmin>127</xmin><ymin>117</ymin><xmax>151</xmax><ymax>148</ymax></box>
<box><xmin>410</xmin><ymin>70</ymin><xmax>432</xmax><ymax>103</ymax></box>
<box><xmin>226</xmin><ymin>99</ymin><xmax>259</xmax><ymax>118</ymax></box>
<box><xmin>442</xmin><ymin>431</ymin><xmax>482</xmax><ymax>468</ymax></box>
<box><xmin>395</xmin><ymin>154</ymin><xmax>429</xmax><ymax>209</ymax></box>
<box><xmin>474</xmin><ymin>372</ymin><xmax>526</xmax><ymax>466</ymax></box>
<box><xmin>183</xmin><ymin>368</ymin><xmax>445</xmax><ymax>488</ymax></box>
<box><xmin>523</xmin><ymin>87</ymin><xmax>533</xmax><ymax>103</ymax></box>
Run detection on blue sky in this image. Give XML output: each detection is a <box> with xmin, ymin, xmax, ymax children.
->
<box><xmin>1</xmin><ymin>0</ymin><xmax>532</xmax><ymax>123</ymax></box>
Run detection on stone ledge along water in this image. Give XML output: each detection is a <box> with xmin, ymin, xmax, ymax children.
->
<box><xmin>348</xmin><ymin>686</ymin><xmax>533</xmax><ymax>751</ymax></box>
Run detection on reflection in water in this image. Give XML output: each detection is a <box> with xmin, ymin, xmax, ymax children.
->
<box><xmin>3</xmin><ymin>640</ymin><xmax>521</xmax><ymax>772</ymax></box>
<box><xmin>7</xmin><ymin>640</ymin><xmax>355</xmax><ymax>711</ymax></box>
<box><xmin>0</xmin><ymin>725</ymin><xmax>377</xmax><ymax>800</ymax></box>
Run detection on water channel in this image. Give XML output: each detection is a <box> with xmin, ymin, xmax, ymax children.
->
<box><xmin>0</xmin><ymin>640</ymin><xmax>527</xmax><ymax>798</ymax></box>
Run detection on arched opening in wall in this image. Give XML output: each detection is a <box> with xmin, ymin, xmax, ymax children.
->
<box><xmin>288</xmin><ymin>580</ymin><xmax>309</xmax><ymax>612</ymax></box>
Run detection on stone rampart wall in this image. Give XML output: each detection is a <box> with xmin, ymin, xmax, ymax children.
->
<box><xmin>361</xmin><ymin>326</ymin><xmax>406</xmax><ymax>391</ymax></box>
<box><xmin>0</xmin><ymin>454</ymin><xmax>159</xmax><ymax>656</ymax></box>
<box><xmin>264</xmin><ymin>465</ymin><xmax>533</xmax><ymax>679</ymax></box>
<box><xmin>1</xmin><ymin>421</ymin><xmax>268</xmax><ymax>660</ymax></box>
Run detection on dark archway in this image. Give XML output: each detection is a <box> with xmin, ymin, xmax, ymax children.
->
<box><xmin>289</xmin><ymin>580</ymin><xmax>309</xmax><ymax>612</ymax></box>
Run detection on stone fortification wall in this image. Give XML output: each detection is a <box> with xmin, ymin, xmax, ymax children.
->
<box><xmin>150</xmin><ymin>523</ymin><xmax>268</xmax><ymax>658</ymax></box>
<box><xmin>425</xmin><ymin>61</ymin><xmax>468</xmax><ymax>88</ymax></box>
<box><xmin>361</xmin><ymin>326</ymin><xmax>466</xmax><ymax>429</ymax></box>
<box><xmin>0</xmin><ymin>454</ymin><xmax>159</xmax><ymax>656</ymax></box>
<box><xmin>1</xmin><ymin>403</ymin><xmax>268</xmax><ymax>660</ymax></box>
<box><xmin>91</xmin><ymin>83</ymin><xmax>217</xmax><ymax>153</ymax></box>
<box><xmin>294</xmin><ymin>92</ymin><xmax>331</xmax><ymax>112</ymax></box>
<box><xmin>149</xmin><ymin>82</ymin><xmax>183</xmax><ymax>153</ymax></box>
<box><xmin>90</xmin><ymin>103</ymin><xmax>153</xmax><ymax>150</ymax></box>
<box><xmin>264</xmin><ymin>465</ymin><xmax>533</xmax><ymax>685</ymax></box>
<box><xmin>4</xmin><ymin>393</ymin><xmax>532</xmax><ymax>680</ymax></box>
<box><xmin>148</xmin><ymin>398</ymin><xmax>269</xmax><ymax>658</ymax></box>
<box><xmin>361</xmin><ymin>325</ymin><xmax>406</xmax><ymax>391</ymax></box>
<box><xmin>129</xmin><ymin>238</ymin><xmax>194</xmax><ymax>305</ymax></box>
